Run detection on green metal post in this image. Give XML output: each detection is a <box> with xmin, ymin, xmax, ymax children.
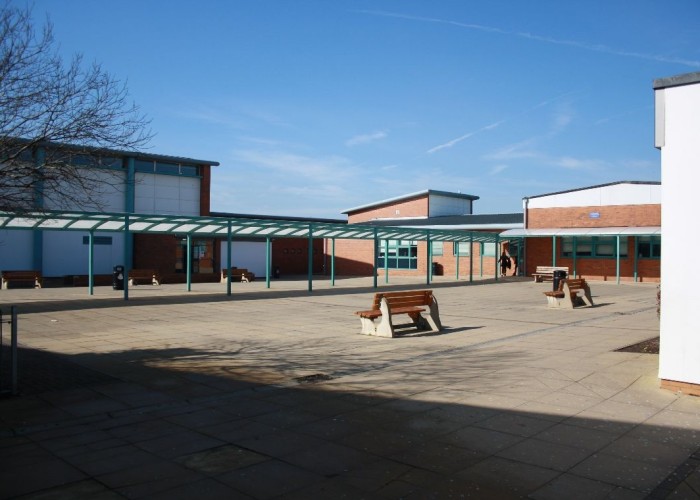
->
<box><xmin>426</xmin><ymin>232</ymin><xmax>432</xmax><ymax>285</ymax></box>
<box><xmin>384</xmin><ymin>239</ymin><xmax>389</xmax><ymax>283</ymax></box>
<box><xmin>373</xmin><ymin>229</ymin><xmax>378</xmax><ymax>289</ymax></box>
<box><xmin>307</xmin><ymin>224</ymin><xmax>313</xmax><ymax>292</ymax></box>
<box><xmin>226</xmin><ymin>221</ymin><xmax>232</xmax><ymax>296</ymax></box>
<box><xmin>186</xmin><ymin>234</ymin><xmax>192</xmax><ymax>291</ymax></box>
<box><xmin>495</xmin><ymin>235</ymin><xmax>499</xmax><ymax>280</ymax></box>
<box><xmin>88</xmin><ymin>231</ymin><xmax>94</xmax><ymax>295</ymax></box>
<box><xmin>455</xmin><ymin>241</ymin><xmax>460</xmax><ymax>280</ymax></box>
<box><xmin>32</xmin><ymin>147</ymin><xmax>45</xmax><ymax>272</ymax></box>
<box><xmin>331</xmin><ymin>238</ymin><xmax>336</xmax><ymax>286</ymax></box>
<box><xmin>552</xmin><ymin>236</ymin><xmax>557</xmax><ymax>266</ymax></box>
<box><xmin>573</xmin><ymin>237</ymin><xmax>577</xmax><ymax>278</ymax></box>
<box><xmin>633</xmin><ymin>236</ymin><xmax>638</xmax><ymax>282</ymax></box>
<box><xmin>479</xmin><ymin>243</ymin><xmax>484</xmax><ymax>278</ymax></box>
<box><xmin>123</xmin><ymin>214</ymin><xmax>130</xmax><ymax>301</ymax></box>
<box><xmin>266</xmin><ymin>237</ymin><xmax>271</xmax><ymax>289</ymax></box>
<box><xmin>469</xmin><ymin>233</ymin><xmax>474</xmax><ymax>282</ymax></box>
<box><xmin>616</xmin><ymin>235</ymin><xmax>621</xmax><ymax>284</ymax></box>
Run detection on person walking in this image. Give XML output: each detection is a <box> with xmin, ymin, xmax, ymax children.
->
<box><xmin>498</xmin><ymin>250</ymin><xmax>511</xmax><ymax>277</ymax></box>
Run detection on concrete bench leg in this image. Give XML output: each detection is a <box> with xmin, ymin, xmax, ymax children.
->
<box><xmin>358</xmin><ymin>317</ymin><xmax>377</xmax><ymax>335</ymax></box>
<box><xmin>427</xmin><ymin>298</ymin><xmax>442</xmax><ymax>331</ymax></box>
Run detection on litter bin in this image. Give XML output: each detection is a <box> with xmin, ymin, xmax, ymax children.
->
<box><xmin>431</xmin><ymin>262</ymin><xmax>443</xmax><ymax>276</ymax></box>
<box><xmin>113</xmin><ymin>265</ymin><xmax>125</xmax><ymax>290</ymax></box>
<box><xmin>553</xmin><ymin>269</ymin><xmax>567</xmax><ymax>291</ymax></box>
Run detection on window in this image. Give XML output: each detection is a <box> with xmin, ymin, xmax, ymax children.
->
<box><xmin>431</xmin><ymin>241</ymin><xmax>443</xmax><ymax>256</ymax></box>
<box><xmin>561</xmin><ymin>236</ymin><xmax>628</xmax><ymax>258</ymax></box>
<box><xmin>377</xmin><ymin>240</ymin><xmax>418</xmax><ymax>269</ymax></box>
<box><xmin>180</xmin><ymin>164</ymin><xmax>200</xmax><ymax>177</ymax></box>
<box><xmin>482</xmin><ymin>242</ymin><xmax>497</xmax><ymax>257</ymax></box>
<box><xmin>155</xmin><ymin>161</ymin><xmax>180</xmax><ymax>175</ymax></box>
<box><xmin>637</xmin><ymin>236</ymin><xmax>661</xmax><ymax>259</ymax></box>
<box><xmin>135</xmin><ymin>159</ymin><xmax>155</xmax><ymax>172</ymax></box>
<box><xmin>82</xmin><ymin>236</ymin><xmax>113</xmax><ymax>245</ymax></box>
<box><xmin>453</xmin><ymin>242</ymin><xmax>470</xmax><ymax>256</ymax></box>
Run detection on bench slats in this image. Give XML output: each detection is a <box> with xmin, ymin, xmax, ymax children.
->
<box><xmin>355</xmin><ymin>290</ymin><xmax>442</xmax><ymax>338</ymax></box>
<box><xmin>1</xmin><ymin>270</ymin><xmax>42</xmax><ymax>289</ymax></box>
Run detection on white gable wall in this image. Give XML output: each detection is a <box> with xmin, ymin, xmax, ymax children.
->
<box><xmin>135</xmin><ymin>173</ymin><xmax>200</xmax><ymax>216</ymax></box>
<box><xmin>429</xmin><ymin>194</ymin><xmax>473</xmax><ymax>216</ymax></box>
<box><xmin>527</xmin><ymin>183</ymin><xmax>661</xmax><ymax>209</ymax></box>
<box><xmin>657</xmin><ymin>80</ymin><xmax>700</xmax><ymax>387</ymax></box>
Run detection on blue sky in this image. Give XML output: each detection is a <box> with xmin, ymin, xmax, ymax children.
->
<box><xmin>25</xmin><ymin>0</ymin><xmax>700</xmax><ymax>218</ymax></box>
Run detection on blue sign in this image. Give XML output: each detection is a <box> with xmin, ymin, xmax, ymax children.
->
<box><xmin>589</xmin><ymin>212</ymin><xmax>600</xmax><ymax>219</ymax></box>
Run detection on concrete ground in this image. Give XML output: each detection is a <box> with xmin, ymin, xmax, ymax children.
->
<box><xmin>0</xmin><ymin>276</ymin><xmax>698</xmax><ymax>499</ymax></box>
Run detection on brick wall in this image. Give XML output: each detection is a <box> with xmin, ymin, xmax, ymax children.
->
<box><xmin>527</xmin><ymin>204</ymin><xmax>661</xmax><ymax>228</ymax></box>
<box><xmin>333</xmin><ymin>239</ymin><xmax>498</xmax><ymax>277</ymax></box>
<box><xmin>348</xmin><ymin>195</ymin><xmax>429</xmax><ymax>223</ymax></box>
<box><xmin>199</xmin><ymin>165</ymin><xmax>211</xmax><ymax>216</ymax></box>
<box><xmin>523</xmin><ymin>236</ymin><xmax>660</xmax><ymax>282</ymax></box>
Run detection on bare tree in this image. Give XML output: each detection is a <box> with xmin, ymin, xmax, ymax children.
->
<box><xmin>0</xmin><ymin>3</ymin><xmax>151</xmax><ymax>213</ymax></box>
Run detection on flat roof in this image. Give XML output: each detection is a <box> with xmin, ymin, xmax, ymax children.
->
<box><xmin>0</xmin><ymin>210</ymin><xmax>501</xmax><ymax>243</ymax></box>
<box><xmin>501</xmin><ymin>226</ymin><xmax>661</xmax><ymax>238</ymax></box>
<box><xmin>13</xmin><ymin>138</ymin><xmax>220</xmax><ymax>166</ymax></box>
<box><xmin>360</xmin><ymin>213</ymin><xmax>523</xmax><ymax>228</ymax></box>
<box><xmin>523</xmin><ymin>181</ymin><xmax>660</xmax><ymax>200</ymax></box>
<box><xmin>653</xmin><ymin>71</ymin><xmax>700</xmax><ymax>90</ymax></box>
<box><xmin>343</xmin><ymin>189</ymin><xmax>480</xmax><ymax>214</ymax></box>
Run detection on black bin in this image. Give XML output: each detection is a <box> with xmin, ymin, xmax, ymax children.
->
<box><xmin>553</xmin><ymin>270</ymin><xmax>567</xmax><ymax>291</ymax></box>
<box><xmin>113</xmin><ymin>265</ymin><xmax>125</xmax><ymax>290</ymax></box>
<box><xmin>432</xmin><ymin>262</ymin><xmax>443</xmax><ymax>276</ymax></box>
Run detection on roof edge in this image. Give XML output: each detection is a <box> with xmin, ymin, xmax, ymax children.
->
<box><xmin>523</xmin><ymin>181</ymin><xmax>660</xmax><ymax>201</ymax></box>
<box><xmin>342</xmin><ymin>189</ymin><xmax>479</xmax><ymax>214</ymax></box>
<box><xmin>653</xmin><ymin>71</ymin><xmax>700</xmax><ymax>90</ymax></box>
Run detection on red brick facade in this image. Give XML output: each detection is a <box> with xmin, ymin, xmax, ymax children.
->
<box><xmin>527</xmin><ymin>204</ymin><xmax>660</xmax><ymax>228</ymax></box>
<box><xmin>348</xmin><ymin>196</ymin><xmax>429</xmax><ymax>223</ymax></box>
<box><xmin>524</xmin><ymin>203</ymin><xmax>661</xmax><ymax>282</ymax></box>
<box><xmin>336</xmin><ymin>193</ymin><xmax>501</xmax><ymax>277</ymax></box>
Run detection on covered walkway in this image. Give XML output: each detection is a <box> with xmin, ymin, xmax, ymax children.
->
<box><xmin>1</xmin><ymin>210</ymin><xmax>501</xmax><ymax>299</ymax></box>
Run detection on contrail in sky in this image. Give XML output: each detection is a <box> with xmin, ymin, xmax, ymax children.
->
<box><xmin>355</xmin><ymin>10</ymin><xmax>700</xmax><ymax>68</ymax></box>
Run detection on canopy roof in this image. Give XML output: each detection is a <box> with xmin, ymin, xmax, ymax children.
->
<box><xmin>0</xmin><ymin>210</ymin><xmax>501</xmax><ymax>243</ymax></box>
<box><xmin>500</xmin><ymin>226</ymin><xmax>661</xmax><ymax>238</ymax></box>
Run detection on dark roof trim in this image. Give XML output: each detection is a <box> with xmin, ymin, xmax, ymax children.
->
<box><xmin>211</xmin><ymin>211</ymin><xmax>346</xmax><ymax>224</ymax></box>
<box><xmin>653</xmin><ymin>71</ymin><xmax>700</xmax><ymax>90</ymax></box>
<box><xmin>342</xmin><ymin>189</ymin><xmax>479</xmax><ymax>214</ymax></box>
<box><xmin>361</xmin><ymin>213</ymin><xmax>523</xmax><ymax>227</ymax></box>
<box><xmin>12</xmin><ymin>138</ymin><xmax>220</xmax><ymax>166</ymax></box>
<box><xmin>524</xmin><ymin>181</ymin><xmax>660</xmax><ymax>201</ymax></box>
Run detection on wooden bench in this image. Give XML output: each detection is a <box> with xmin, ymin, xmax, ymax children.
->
<box><xmin>128</xmin><ymin>269</ymin><xmax>160</xmax><ymax>286</ymax></box>
<box><xmin>220</xmin><ymin>268</ymin><xmax>256</xmax><ymax>283</ymax></box>
<box><xmin>532</xmin><ymin>266</ymin><xmax>569</xmax><ymax>282</ymax></box>
<box><xmin>355</xmin><ymin>290</ymin><xmax>442</xmax><ymax>338</ymax></box>
<box><xmin>1</xmin><ymin>270</ymin><xmax>42</xmax><ymax>289</ymax></box>
<box><xmin>544</xmin><ymin>278</ymin><xmax>594</xmax><ymax>308</ymax></box>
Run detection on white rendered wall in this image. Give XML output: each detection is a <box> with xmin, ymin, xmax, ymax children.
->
<box><xmin>658</xmin><ymin>83</ymin><xmax>700</xmax><ymax>386</ymax></box>
<box><xmin>0</xmin><ymin>230</ymin><xmax>33</xmax><ymax>269</ymax></box>
<box><xmin>429</xmin><ymin>194</ymin><xmax>473</xmax><ymax>216</ymax></box>
<box><xmin>135</xmin><ymin>173</ymin><xmax>200</xmax><ymax>216</ymax></box>
<box><xmin>43</xmin><ymin>169</ymin><xmax>126</xmax><ymax>211</ymax></box>
<box><xmin>43</xmin><ymin>231</ymin><xmax>125</xmax><ymax>276</ymax></box>
<box><xmin>528</xmin><ymin>183</ymin><xmax>661</xmax><ymax>209</ymax></box>
<box><xmin>219</xmin><ymin>241</ymin><xmax>267</xmax><ymax>278</ymax></box>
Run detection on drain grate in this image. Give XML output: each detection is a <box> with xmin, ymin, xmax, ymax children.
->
<box><xmin>294</xmin><ymin>373</ymin><xmax>334</xmax><ymax>384</ymax></box>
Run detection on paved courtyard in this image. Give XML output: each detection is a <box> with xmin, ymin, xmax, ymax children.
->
<box><xmin>1</xmin><ymin>276</ymin><xmax>699</xmax><ymax>499</ymax></box>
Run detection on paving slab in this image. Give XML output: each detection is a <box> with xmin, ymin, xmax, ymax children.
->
<box><xmin>1</xmin><ymin>277</ymin><xmax>699</xmax><ymax>498</ymax></box>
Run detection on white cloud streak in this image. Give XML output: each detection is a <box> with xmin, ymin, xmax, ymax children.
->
<box><xmin>345</xmin><ymin>130</ymin><xmax>388</xmax><ymax>147</ymax></box>
<box><xmin>427</xmin><ymin>120</ymin><xmax>504</xmax><ymax>154</ymax></box>
<box><xmin>355</xmin><ymin>10</ymin><xmax>700</xmax><ymax>68</ymax></box>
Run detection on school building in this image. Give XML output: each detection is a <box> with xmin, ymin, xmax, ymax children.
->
<box><xmin>334</xmin><ymin>190</ymin><xmax>523</xmax><ymax>279</ymax></box>
<box><xmin>502</xmin><ymin>181</ymin><xmax>661</xmax><ymax>283</ymax></box>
